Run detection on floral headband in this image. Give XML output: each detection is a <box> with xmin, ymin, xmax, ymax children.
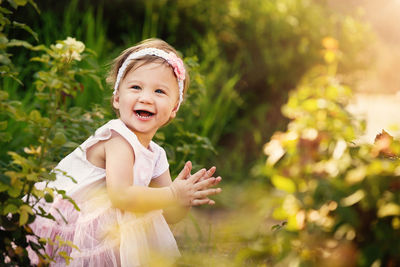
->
<box><xmin>113</xmin><ymin>47</ymin><xmax>186</xmax><ymax>109</ymax></box>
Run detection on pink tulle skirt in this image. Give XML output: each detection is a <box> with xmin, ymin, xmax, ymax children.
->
<box><xmin>28</xmin><ymin>182</ymin><xmax>180</xmax><ymax>266</ymax></box>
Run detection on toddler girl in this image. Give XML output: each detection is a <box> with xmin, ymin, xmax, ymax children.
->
<box><xmin>29</xmin><ymin>38</ymin><xmax>222</xmax><ymax>266</ymax></box>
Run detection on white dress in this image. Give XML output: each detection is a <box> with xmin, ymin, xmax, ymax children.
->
<box><xmin>29</xmin><ymin>119</ymin><xmax>180</xmax><ymax>266</ymax></box>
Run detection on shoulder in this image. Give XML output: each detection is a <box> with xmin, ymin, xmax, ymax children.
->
<box><xmin>105</xmin><ymin>132</ymin><xmax>135</xmax><ymax>158</ymax></box>
<box><xmin>150</xmin><ymin>140</ymin><xmax>166</xmax><ymax>154</ymax></box>
<box><xmin>150</xmin><ymin>141</ymin><xmax>168</xmax><ymax>162</ymax></box>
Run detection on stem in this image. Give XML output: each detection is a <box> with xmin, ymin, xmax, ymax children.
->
<box><xmin>24</xmin><ymin>183</ymin><xmax>34</xmax><ymax>204</ymax></box>
<box><xmin>38</xmin><ymin>83</ymin><xmax>59</xmax><ymax>168</ymax></box>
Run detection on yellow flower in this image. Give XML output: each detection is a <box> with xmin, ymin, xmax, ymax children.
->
<box><xmin>23</xmin><ymin>145</ymin><xmax>41</xmax><ymax>155</ymax></box>
<box><xmin>322</xmin><ymin>37</ymin><xmax>339</xmax><ymax>50</ymax></box>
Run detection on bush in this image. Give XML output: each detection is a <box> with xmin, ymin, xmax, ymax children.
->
<box><xmin>0</xmin><ymin>2</ymin><xmax>107</xmax><ymax>264</ymax></box>
<box><xmin>259</xmin><ymin>41</ymin><xmax>400</xmax><ymax>266</ymax></box>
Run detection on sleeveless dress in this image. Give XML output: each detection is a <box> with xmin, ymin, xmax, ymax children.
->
<box><xmin>28</xmin><ymin>119</ymin><xmax>180</xmax><ymax>266</ymax></box>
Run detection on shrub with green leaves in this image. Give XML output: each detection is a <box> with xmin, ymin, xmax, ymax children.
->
<box><xmin>1</xmin><ymin>2</ymin><xmax>106</xmax><ymax>264</ymax></box>
<box><xmin>259</xmin><ymin>43</ymin><xmax>400</xmax><ymax>266</ymax></box>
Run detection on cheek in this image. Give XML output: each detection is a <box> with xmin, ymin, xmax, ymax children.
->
<box><xmin>119</xmin><ymin>94</ymin><xmax>135</xmax><ymax>105</ymax></box>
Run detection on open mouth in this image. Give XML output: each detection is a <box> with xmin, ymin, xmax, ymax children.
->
<box><xmin>135</xmin><ymin>110</ymin><xmax>155</xmax><ymax>119</ymax></box>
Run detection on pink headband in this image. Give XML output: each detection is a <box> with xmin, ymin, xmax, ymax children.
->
<box><xmin>113</xmin><ymin>48</ymin><xmax>186</xmax><ymax>109</ymax></box>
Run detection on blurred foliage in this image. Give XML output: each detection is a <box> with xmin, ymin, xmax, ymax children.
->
<box><xmin>257</xmin><ymin>43</ymin><xmax>400</xmax><ymax>266</ymax></box>
<box><xmin>177</xmin><ymin>37</ymin><xmax>399</xmax><ymax>267</ymax></box>
<box><xmin>6</xmin><ymin>0</ymin><xmax>374</xmax><ymax>181</ymax></box>
<box><xmin>0</xmin><ymin>1</ymin><xmax>107</xmax><ymax>264</ymax></box>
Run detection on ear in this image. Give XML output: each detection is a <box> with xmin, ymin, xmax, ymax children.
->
<box><xmin>169</xmin><ymin>101</ymin><xmax>179</xmax><ymax>119</ymax></box>
<box><xmin>112</xmin><ymin>93</ymin><xmax>120</xmax><ymax>110</ymax></box>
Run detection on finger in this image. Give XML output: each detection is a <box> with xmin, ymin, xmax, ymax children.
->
<box><xmin>212</xmin><ymin>176</ymin><xmax>222</xmax><ymax>186</ymax></box>
<box><xmin>176</xmin><ymin>161</ymin><xmax>191</xmax><ymax>180</ymax></box>
<box><xmin>185</xmin><ymin>161</ymin><xmax>193</xmax><ymax>179</ymax></box>
<box><xmin>188</xmin><ymin>168</ymin><xmax>206</xmax><ymax>183</ymax></box>
<box><xmin>191</xmin><ymin>198</ymin><xmax>211</xmax><ymax>206</ymax></box>
<box><xmin>194</xmin><ymin>188</ymin><xmax>222</xmax><ymax>199</ymax></box>
<box><xmin>202</xmin><ymin>176</ymin><xmax>222</xmax><ymax>186</ymax></box>
<box><xmin>194</xmin><ymin>177</ymin><xmax>218</xmax><ymax>190</ymax></box>
<box><xmin>198</xmin><ymin>166</ymin><xmax>216</xmax><ymax>182</ymax></box>
<box><xmin>206</xmin><ymin>166</ymin><xmax>216</xmax><ymax>179</ymax></box>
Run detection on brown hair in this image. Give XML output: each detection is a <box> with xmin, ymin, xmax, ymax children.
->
<box><xmin>107</xmin><ymin>38</ymin><xmax>190</xmax><ymax>116</ymax></box>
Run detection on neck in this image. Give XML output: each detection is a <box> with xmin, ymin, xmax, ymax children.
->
<box><xmin>134</xmin><ymin>132</ymin><xmax>154</xmax><ymax>149</ymax></box>
<box><xmin>117</xmin><ymin>119</ymin><xmax>156</xmax><ymax>149</ymax></box>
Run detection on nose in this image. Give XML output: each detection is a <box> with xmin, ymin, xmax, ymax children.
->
<box><xmin>138</xmin><ymin>89</ymin><xmax>154</xmax><ymax>104</ymax></box>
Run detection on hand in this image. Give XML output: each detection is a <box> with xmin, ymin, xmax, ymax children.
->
<box><xmin>169</xmin><ymin>162</ymin><xmax>221</xmax><ymax>207</ymax></box>
<box><xmin>190</xmin><ymin>166</ymin><xmax>222</xmax><ymax>206</ymax></box>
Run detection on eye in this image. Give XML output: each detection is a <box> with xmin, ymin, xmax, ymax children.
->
<box><xmin>131</xmin><ymin>85</ymin><xmax>141</xmax><ymax>90</ymax></box>
<box><xmin>155</xmin><ymin>89</ymin><xmax>166</xmax><ymax>94</ymax></box>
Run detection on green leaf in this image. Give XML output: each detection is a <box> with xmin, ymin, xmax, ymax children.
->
<box><xmin>0</xmin><ymin>7</ymin><xmax>13</xmax><ymax>15</ymax></box>
<box><xmin>30</xmin><ymin>44</ymin><xmax>50</xmax><ymax>53</ymax></box>
<box><xmin>0</xmin><ymin>120</ymin><xmax>7</xmax><ymax>130</ymax></box>
<box><xmin>26</xmin><ymin>173</ymin><xmax>38</xmax><ymax>181</ymax></box>
<box><xmin>0</xmin><ymin>173</ymin><xmax>11</xmax><ymax>186</ymax></box>
<box><xmin>27</xmin><ymin>0</ymin><xmax>40</xmax><ymax>14</ymax></box>
<box><xmin>8</xmin><ymin>186</ymin><xmax>20</xmax><ymax>197</ymax></box>
<box><xmin>0</xmin><ymin>132</ymin><xmax>12</xmax><ymax>142</ymax></box>
<box><xmin>44</xmin><ymin>193</ymin><xmax>53</xmax><ymax>203</ymax></box>
<box><xmin>58</xmin><ymin>251</ymin><xmax>73</xmax><ymax>265</ymax></box>
<box><xmin>0</xmin><ymin>90</ymin><xmax>9</xmax><ymax>100</ymax></box>
<box><xmin>7</xmin><ymin>39</ymin><xmax>33</xmax><ymax>49</ymax></box>
<box><xmin>271</xmin><ymin>175</ymin><xmax>296</xmax><ymax>193</ymax></box>
<box><xmin>13</xmin><ymin>21</ymin><xmax>39</xmax><ymax>42</ymax></box>
<box><xmin>12</xmin><ymin>21</ymin><xmax>38</xmax><ymax>41</ymax></box>
<box><xmin>11</xmin><ymin>0</ymin><xmax>28</xmax><ymax>6</ymax></box>
<box><xmin>0</xmin><ymin>182</ymin><xmax>9</xmax><ymax>192</ymax></box>
<box><xmin>6</xmin><ymin>0</ymin><xmax>19</xmax><ymax>9</ymax></box>
<box><xmin>8</xmin><ymin>151</ymin><xmax>28</xmax><ymax>167</ymax></box>
<box><xmin>84</xmin><ymin>47</ymin><xmax>97</xmax><ymax>56</ymax></box>
<box><xmin>19</xmin><ymin>210</ymin><xmax>28</xmax><ymax>226</ymax></box>
<box><xmin>19</xmin><ymin>204</ymin><xmax>33</xmax><ymax>215</ymax></box>
<box><xmin>29</xmin><ymin>109</ymin><xmax>41</xmax><ymax>121</ymax></box>
<box><xmin>3</xmin><ymin>204</ymin><xmax>18</xmax><ymax>214</ymax></box>
<box><xmin>0</xmin><ymin>54</ymin><xmax>12</xmax><ymax>65</ymax></box>
<box><xmin>52</xmin><ymin>132</ymin><xmax>67</xmax><ymax>146</ymax></box>
<box><xmin>87</xmin><ymin>74</ymin><xmax>104</xmax><ymax>90</ymax></box>
<box><xmin>63</xmin><ymin>141</ymin><xmax>79</xmax><ymax>148</ymax></box>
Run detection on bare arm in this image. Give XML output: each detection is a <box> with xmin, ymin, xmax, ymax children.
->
<box><xmin>104</xmin><ymin>135</ymin><xmax>220</xmax><ymax>214</ymax></box>
<box><xmin>105</xmin><ymin>134</ymin><xmax>175</xmax><ymax>213</ymax></box>
<box><xmin>150</xmin><ymin>168</ymin><xmax>190</xmax><ymax>224</ymax></box>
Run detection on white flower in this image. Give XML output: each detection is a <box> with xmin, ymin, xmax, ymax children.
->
<box><xmin>51</xmin><ymin>37</ymin><xmax>86</xmax><ymax>62</ymax></box>
<box><xmin>70</xmin><ymin>51</ymin><xmax>81</xmax><ymax>61</ymax></box>
<box><xmin>64</xmin><ymin>37</ymin><xmax>85</xmax><ymax>53</ymax></box>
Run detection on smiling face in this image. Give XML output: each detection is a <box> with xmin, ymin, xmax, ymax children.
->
<box><xmin>113</xmin><ymin>61</ymin><xmax>180</xmax><ymax>146</ymax></box>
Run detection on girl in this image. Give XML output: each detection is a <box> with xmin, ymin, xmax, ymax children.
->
<box><xmin>29</xmin><ymin>38</ymin><xmax>222</xmax><ymax>266</ymax></box>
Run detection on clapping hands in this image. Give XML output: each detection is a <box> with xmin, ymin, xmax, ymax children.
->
<box><xmin>170</xmin><ymin>161</ymin><xmax>222</xmax><ymax>207</ymax></box>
